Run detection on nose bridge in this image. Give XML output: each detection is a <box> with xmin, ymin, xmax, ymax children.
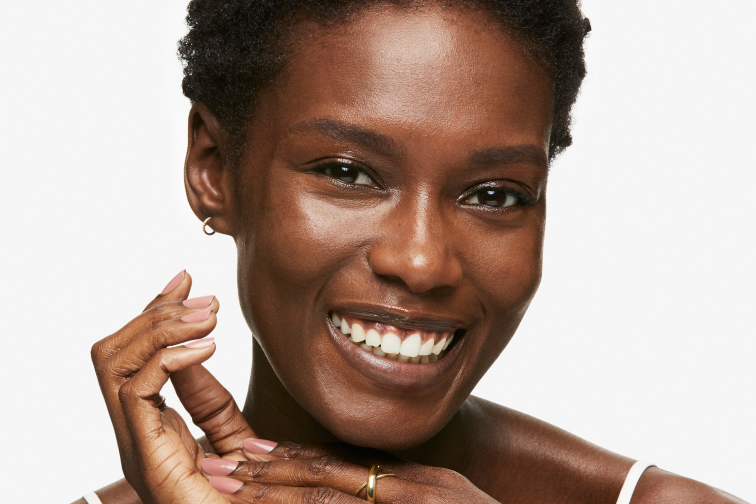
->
<box><xmin>368</xmin><ymin>187</ymin><xmax>462</xmax><ymax>294</ymax></box>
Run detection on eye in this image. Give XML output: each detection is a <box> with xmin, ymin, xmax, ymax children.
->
<box><xmin>464</xmin><ymin>188</ymin><xmax>519</xmax><ymax>208</ymax></box>
<box><xmin>316</xmin><ymin>160</ymin><xmax>374</xmax><ymax>186</ymax></box>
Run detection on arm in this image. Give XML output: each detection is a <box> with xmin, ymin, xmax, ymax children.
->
<box><xmin>633</xmin><ymin>468</ymin><xmax>749</xmax><ymax>504</ymax></box>
<box><xmin>71</xmin><ymin>479</ymin><xmax>141</xmax><ymax>504</ymax></box>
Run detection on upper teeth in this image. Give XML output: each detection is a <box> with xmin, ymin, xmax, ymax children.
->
<box><xmin>400</xmin><ymin>333</ymin><xmax>421</xmax><ymax>357</ymax></box>
<box><xmin>331</xmin><ymin>312</ymin><xmax>456</xmax><ymax>363</ymax></box>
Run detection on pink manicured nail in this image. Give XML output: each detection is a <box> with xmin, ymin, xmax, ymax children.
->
<box><xmin>161</xmin><ymin>270</ymin><xmax>185</xmax><ymax>295</ymax></box>
<box><xmin>202</xmin><ymin>458</ymin><xmax>239</xmax><ymax>476</ymax></box>
<box><xmin>208</xmin><ymin>476</ymin><xmax>243</xmax><ymax>494</ymax></box>
<box><xmin>181</xmin><ymin>308</ymin><xmax>212</xmax><ymax>323</ymax></box>
<box><xmin>185</xmin><ymin>337</ymin><xmax>215</xmax><ymax>349</ymax></box>
<box><xmin>243</xmin><ymin>438</ymin><xmax>277</xmax><ymax>454</ymax></box>
<box><xmin>183</xmin><ymin>295</ymin><xmax>215</xmax><ymax>308</ymax></box>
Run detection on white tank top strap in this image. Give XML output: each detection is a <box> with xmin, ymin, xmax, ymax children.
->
<box><xmin>616</xmin><ymin>460</ymin><xmax>655</xmax><ymax>504</ymax></box>
<box><xmin>82</xmin><ymin>491</ymin><xmax>104</xmax><ymax>504</ymax></box>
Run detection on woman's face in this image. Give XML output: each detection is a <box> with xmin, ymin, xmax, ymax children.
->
<box><xmin>234</xmin><ymin>5</ymin><xmax>553</xmax><ymax>449</ymax></box>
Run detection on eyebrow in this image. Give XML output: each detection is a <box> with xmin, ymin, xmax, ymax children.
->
<box><xmin>467</xmin><ymin>145</ymin><xmax>549</xmax><ymax>171</ymax></box>
<box><xmin>287</xmin><ymin>117</ymin><xmax>547</xmax><ymax>170</ymax></box>
<box><xmin>287</xmin><ymin>118</ymin><xmax>406</xmax><ymax>157</ymax></box>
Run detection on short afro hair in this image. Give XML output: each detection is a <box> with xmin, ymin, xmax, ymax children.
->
<box><xmin>178</xmin><ymin>0</ymin><xmax>590</xmax><ymax>161</ymax></box>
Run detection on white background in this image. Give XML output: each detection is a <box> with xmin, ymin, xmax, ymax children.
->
<box><xmin>0</xmin><ymin>1</ymin><xmax>753</xmax><ymax>502</ymax></box>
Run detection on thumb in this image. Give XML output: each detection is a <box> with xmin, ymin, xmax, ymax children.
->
<box><xmin>143</xmin><ymin>270</ymin><xmax>193</xmax><ymax>312</ymax></box>
<box><xmin>171</xmin><ymin>363</ymin><xmax>257</xmax><ymax>456</ymax></box>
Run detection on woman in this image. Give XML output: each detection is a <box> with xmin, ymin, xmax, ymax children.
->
<box><xmin>79</xmin><ymin>1</ymin><xmax>747</xmax><ymax>503</ymax></box>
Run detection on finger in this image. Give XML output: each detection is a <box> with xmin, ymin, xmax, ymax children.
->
<box><xmin>117</xmin><ymin>343</ymin><xmax>223</xmax><ymax>503</ymax></box>
<box><xmin>202</xmin><ymin>456</ymin><xmax>366</xmax><ymax>494</ymax></box>
<box><xmin>143</xmin><ymin>269</ymin><xmax>192</xmax><ymax>312</ymax></box>
<box><xmin>171</xmin><ymin>363</ymin><xmax>257</xmax><ymax>456</ymax></box>
<box><xmin>120</xmin><ymin>343</ymin><xmax>217</xmax><ymax>435</ymax></box>
<box><xmin>247</xmin><ymin>441</ymin><xmax>398</xmax><ymax>468</ymax></box>
<box><xmin>109</xmin><ymin>300</ymin><xmax>219</xmax><ymax>378</ymax></box>
<box><xmin>94</xmin><ymin>304</ymin><xmax>218</xmax><ymax>442</ymax></box>
<box><xmin>92</xmin><ymin>274</ymin><xmax>209</xmax><ymax>364</ymax></box>
<box><xmin>208</xmin><ymin>479</ymin><xmax>363</xmax><ymax>504</ymax></box>
<box><xmin>118</xmin><ymin>343</ymin><xmax>216</xmax><ymax>489</ymax></box>
<box><xmin>94</xmin><ymin>295</ymin><xmax>219</xmax><ymax>371</ymax></box>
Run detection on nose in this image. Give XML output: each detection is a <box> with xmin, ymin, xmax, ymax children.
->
<box><xmin>367</xmin><ymin>194</ymin><xmax>463</xmax><ymax>295</ymax></box>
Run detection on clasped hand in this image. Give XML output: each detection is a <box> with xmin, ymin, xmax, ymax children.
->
<box><xmin>91</xmin><ymin>272</ymin><xmax>497</xmax><ymax>504</ymax></box>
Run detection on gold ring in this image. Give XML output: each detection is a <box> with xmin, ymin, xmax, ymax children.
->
<box><xmin>354</xmin><ymin>465</ymin><xmax>395</xmax><ymax>503</ymax></box>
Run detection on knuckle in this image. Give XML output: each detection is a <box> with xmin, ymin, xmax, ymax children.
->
<box><xmin>90</xmin><ymin>339</ymin><xmax>111</xmax><ymax>369</ymax></box>
<box><xmin>190</xmin><ymin>395</ymin><xmax>236</xmax><ymax>426</ymax></box>
<box><xmin>154</xmin><ymin>347</ymin><xmax>170</xmax><ymax>360</ymax></box>
<box><xmin>98</xmin><ymin>359</ymin><xmax>118</xmax><ymax>379</ymax></box>
<box><xmin>117</xmin><ymin>382</ymin><xmax>137</xmax><ymax>403</ymax></box>
<box><xmin>307</xmin><ymin>456</ymin><xmax>340</xmax><ymax>479</ymax></box>
<box><xmin>248</xmin><ymin>484</ymin><xmax>273</xmax><ymax>502</ymax></box>
<box><xmin>90</xmin><ymin>341</ymin><xmax>103</xmax><ymax>365</ymax></box>
<box><xmin>150</xmin><ymin>325</ymin><xmax>172</xmax><ymax>346</ymax></box>
<box><xmin>305</xmin><ymin>487</ymin><xmax>339</xmax><ymax>504</ymax></box>
<box><xmin>143</xmin><ymin>304</ymin><xmax>171</xmax><ymax>328</ymax></box>
<box><xmin>147</xmin><ymin>311</ymin><xmax>165</xmax><ymax>330</ymax></box>
<box><xmin>423</xmin><ymin>487</ymin><xmax>450</xmax><ymax>504</ymax></box>
<box><xmin>248</xmin><ymin>460</ymin><xmax>272</xmax><ymax>480</ymax></box>
<box><xmin>155</xmin><ymin>347</ymin><xmax>181</xmax><ymax>371</ymax></box>
<box><xmin>430</xmin><ymin>466</ymin><xmax>468</xmax><ymax>486</ymax></box>
<box><xmin>277</xmin><ymin>441</ymin><xmax>308</xmax><ymax>459</ymax></box>
<box><xmin>435</xmin><ymin>467</ymin><xmax>460</xmax><ymax>478</ymax></box>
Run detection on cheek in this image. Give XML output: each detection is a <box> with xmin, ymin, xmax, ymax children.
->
<box><xmin>240</xmin><ymin>169</ymin><xmax>384</xmax><ymax>321</ymax></box>
<box><xmin>463</xmin><ymin>217</ymin><xmax>545</xmax><ymax>328</ymax></box>
<box><xmin>253</xmin><ymin>193</ymin><xmax>372</xmax><ymax>290</ymax></box>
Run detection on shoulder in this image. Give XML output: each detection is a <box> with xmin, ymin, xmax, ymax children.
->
<box><xmin>630</xmin><ymin>468</ymin><xmax>749</xmax><ymax>504</ymax></box>
<box><xmin>468</xmin><ymin>395</ymin><xmax>633</xmax><ymax>476</ymax></box>
<box><xmin>464</xmin><ymin>395</ymin><xmax>632</xmax><ymax>503</ymax></box>
<box><xmin>464</xmin><ymin>397</ymin><xmax>748</xmax><ymax>504</ymax></box>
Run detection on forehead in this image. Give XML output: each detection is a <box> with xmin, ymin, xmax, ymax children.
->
<box><xmin>258</xmin><ymin>4</ymin><xmax>554</xmax><ymax>154</ymax></box>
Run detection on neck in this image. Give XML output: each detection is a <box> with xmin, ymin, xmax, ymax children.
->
<box><xmin>242</xmin><ymin>339</ymin><xmax>480</xmax><ymax>475</ymax></box>
<box><xmin>242</xmin><ymin>339</ymin><xmax>339</xmax><ymax>444</ymax></box>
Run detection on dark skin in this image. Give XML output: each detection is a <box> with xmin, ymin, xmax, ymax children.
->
<box><xmin>83</xmin><ymin>5</ymin><xmax>747</xmax><ymax>504</ymax></box>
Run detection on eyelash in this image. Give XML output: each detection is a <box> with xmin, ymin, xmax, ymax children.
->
<box><xmin>313</xmin><ymin>159</ymin><xmax>377</xmax><ymax>188</ymax></box>
<box><xmin>461</xmin><ymin>185</ymin><xmax>532</xmax><ymax>210</ymax></box>
<box><xmin>313</xmin><ymin>159</ymin><xmax>532</xmax><ymax>211</ymax></box>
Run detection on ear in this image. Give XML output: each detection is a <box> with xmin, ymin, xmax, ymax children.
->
<box><xmin>184</xmin><ymin>102</ymin><xmax>236</xmax><ymax>236</ymax></box>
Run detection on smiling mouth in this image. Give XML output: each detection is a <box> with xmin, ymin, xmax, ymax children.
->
<box><xmin>330</xmin><ymin>312</ymin><xmax>459</xmax><ymax>364</ymax></box>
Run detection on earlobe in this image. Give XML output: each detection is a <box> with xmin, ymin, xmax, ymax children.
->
<box><xmin>184</xmin><ymin>102</ymin><xmax>236</xmax><ymax>236</ymax></box>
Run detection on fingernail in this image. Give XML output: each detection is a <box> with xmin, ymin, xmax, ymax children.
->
<box><xmin>161</xmin><ymin>270</ymin><xmax>185</xmax><ymax>295</ymax></box>
<box><xmin>181</xmin><ymin>308</ymin><xmax>212</xmax><ymax>323</ymax></box>
<box><xmin>184</xmin><ymin>337</ymin><xmax>215</xmax><ymax>349</ymax></box>
<box><xmin>208</xmin><ymin>476</ymin><xmax>243</xmax><ymax>494</ymax></box>
<box><xmin>243</xmin><ymin>438</ymin><xmax>277</xmax><ymax>454</ymax></box>
<box><xmin>202</xmin><ymin>458</ymin><xmax>239</xmax><ymax>476</ymax></box>
<box><xmin>183</xmin><ymin>295</ymin><xmax>215</xmax><ymax>309</ymax></box>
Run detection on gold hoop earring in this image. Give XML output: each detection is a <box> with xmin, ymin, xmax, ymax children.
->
<box><xmin>202</xmin><ymin>217</ymin><xmax>216</xmax><ymax>236</ymax></box>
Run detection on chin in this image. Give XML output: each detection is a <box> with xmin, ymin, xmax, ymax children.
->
<box><xmin>318</xmin><ymin>400</ymin><xmax>458</xmax><ymax>452</ymax></box>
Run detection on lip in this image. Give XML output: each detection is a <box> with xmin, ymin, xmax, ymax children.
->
<box><xmin>335</xmin><ymin>305</ymin><xmax>467</xmax><ymax>332</ymax></box>
<box><xmin>326</xmin><ymin>313</ymin><xmax>465</xmax><ymax>392</ymax></box>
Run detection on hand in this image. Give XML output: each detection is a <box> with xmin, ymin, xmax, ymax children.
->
<box><xmin>200</xmin><ymin>442</ymin><xmax>500</xmax><ymax>504</ymax></box>
<box><xmin>90</xmin><ymin>270</ymin><xmax>262</xmax><ymax>504</ymax></box>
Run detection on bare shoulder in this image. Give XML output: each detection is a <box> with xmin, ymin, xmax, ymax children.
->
<box><xmin>465</xmin><ymin>396</ymin><xmax>748</xmax><ymax>504</ymax></box>
<box><xmin>631</xmin><ymin>468</ymin><xmax>748</xmax><ymax>504</ymax></box>
<box><xmin>464</xmin><ymin>395</ymin><xmax>632</xmax><ymax>503</ymax></box>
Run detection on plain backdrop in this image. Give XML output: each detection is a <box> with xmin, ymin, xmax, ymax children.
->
<box><xmin>0</xmin><ymin>1</ymin><xmax>753</xmax><ymax>502</ymax></box>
